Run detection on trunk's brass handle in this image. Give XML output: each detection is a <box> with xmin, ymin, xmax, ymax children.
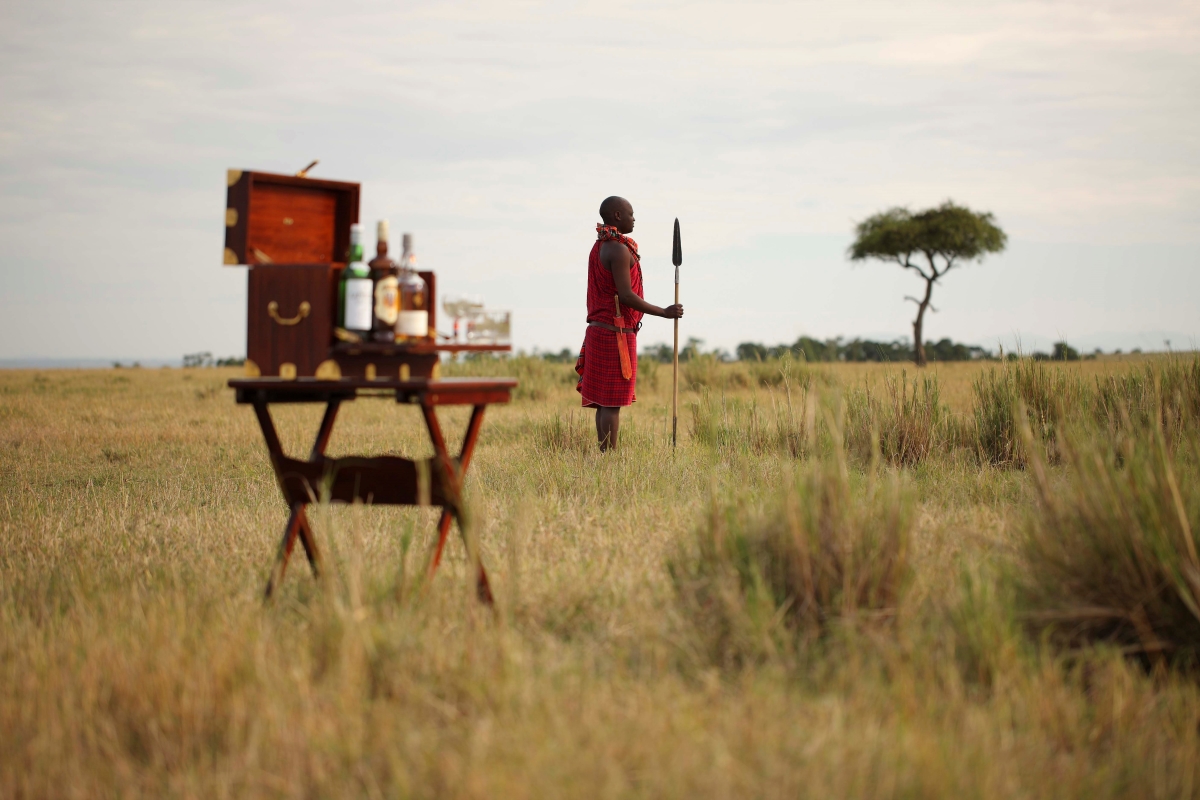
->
<box><xmin>268</xmin><ymin>300</ymin><xmax>310</xmax><ymax>326</ymax></box>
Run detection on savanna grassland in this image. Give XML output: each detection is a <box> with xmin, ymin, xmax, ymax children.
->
<box><xmin>2</xmin><ymin>353</ymin><xmax>1200</xmax><ymax>798</ymax></box>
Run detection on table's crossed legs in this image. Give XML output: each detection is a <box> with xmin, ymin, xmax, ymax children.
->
<box><xmin>254</xmin><ymin>397</ymin><xmax>494</xmax><ymax>604</ymax></box>
<box><xmin>422</xmin><ymin>402</ymin><xmax>493</xmax><ymax>604</ymax></box>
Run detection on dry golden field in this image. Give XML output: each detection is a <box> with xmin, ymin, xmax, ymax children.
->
<box><xmin>2</xmin><ymin>354</ymin><xmax>1199</xmax><ymax>798</ymax></box>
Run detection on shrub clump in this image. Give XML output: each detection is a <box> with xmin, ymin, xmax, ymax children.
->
<box><xmin>536</xmin><ymin>411</ymin><xmax>593</xmax><ymax>453</ymax></box>
<box><xmin>974</xmin><ymin>355</ymin><xmax>1200</xmax><ymax>468</ymax></box>
<box><xmin>671</xmin><ymin>451</ymin><xmax>913</xmax><ymax>668</ymax></box>
<box><xmin>688</xmin><ymin>389</ymin><xmax>810</xmax><ymax>458</ymax></box>
<box><xmin>1094</xmin><ymin>355</ymin><xmax>1200</xmax><ymax>440</ymax></box>
<box><xmin>972</xmin><ymin>357</ymin><xmax>1088</xmax><ymax>466</ymax></box>
<box><xmin>846</xmin><ymin>372</ymin><xmax>952</xmax><ymax>467</ymax></box>
<box><xmin>1018</xmin><ymin>412</ymin><xmax>1200</xmax><ymax>669</ymax></box>
<box><xmin>681</xmin><ymin>353</ymin><xmax>744</xmax><ymax>391</ymax></box>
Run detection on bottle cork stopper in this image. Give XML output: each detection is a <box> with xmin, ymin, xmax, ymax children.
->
<box><xmin>402</xmin><ymin>233</ymin><xmax>413</xmax><ymax>252</ymax></box>
<box><xmin>349</xmin><ymin>223</ymin><xmax>362</xmax><ymax>245</ymax></box>
<box><xmin>377</xmin><ymin>219</ymin><xmax>390</xmax><ymax>245</ymax></box>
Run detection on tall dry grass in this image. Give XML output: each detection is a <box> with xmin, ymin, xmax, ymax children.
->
<box><xmin>971</xmin><ymin>357</ymin><xmax>1088</xmax><ymax>466</ymax></box>
<box><xmin>971</xmin><ymin>353</ymin><xmax>1200</xmax><ymax>467</ymax></box>
<box><xmin>3</xmin><ymin>359</ymin><xmax>1200</xmax><ymax>797</ymax></box>
<box><xmin>1094</xmin><ymin>354</ymin><xmax>1200</xmax><ymax>440</ymax></box>
<box><xmin>845</xmin><ymin>371</ymin><xmax>955</xmax><ymax>466</ymax></box>
<box><xmin>671</xmin><ymin>443</ymin><xmax>912</xmax><ymax>669</ymax></box>
<box><xmin>1018</xmin><ymin>408</ymin><xmax>1200</xmax><ymax>667</ymax></box>
<box><xmin>687</xmin><ymin>389</ymin><xmax>810</xmax><ymax>458</ymax></box>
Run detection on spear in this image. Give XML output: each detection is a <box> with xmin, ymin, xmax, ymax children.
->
<box><xmin>672</xmin><ymin>218</ymin><xmax>682</xmax><ymax>448</ymax></box>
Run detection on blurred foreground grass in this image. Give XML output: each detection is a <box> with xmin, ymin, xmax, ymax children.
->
<box><xmin>2</xmin><ymin>355</ymin><xmax>1199</xmax><ymax>798</ymax></box>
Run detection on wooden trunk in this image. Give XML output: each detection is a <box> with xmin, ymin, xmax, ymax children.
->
<box><xmin>224</xmin><ymin>170</ymin><xmax>359</xmax><ymax>267</ymax></box>
<box><xmin>244</xmin><ymin>263</ymin><xmax>439</xmax><ymax>379</ymax></box>
<box><xmin>225</xmin><ymin>168</ymin><xmax>440</xmax><ymax>379</ymax></box>
<box><xmin>246</xmin><ymin>264</ymin><xmax>338</xmax><ymax>379</ymax></box>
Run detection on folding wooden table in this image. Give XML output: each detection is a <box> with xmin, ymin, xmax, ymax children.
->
<box><xmin>229</xmin><ymin>376</ymin><xmax>517</xmax><ymax>603</ymax></box>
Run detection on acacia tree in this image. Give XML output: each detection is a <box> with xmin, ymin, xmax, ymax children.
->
<box><xmin>849</xmin><ymin>201</ymin><xmax>1006</xmax><ymax>366</ymax></box>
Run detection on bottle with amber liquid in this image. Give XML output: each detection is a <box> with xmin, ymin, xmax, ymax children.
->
<box><xmin>369</xmin><ymin>220</ymin><xmax>399</xmax><ymax>342</ymax></box>
<box><xmin>395</xmin><ymin>233</ymin><xmax>429</xmax><ymax>340</ymax></box>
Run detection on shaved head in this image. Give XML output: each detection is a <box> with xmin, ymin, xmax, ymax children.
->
<box><xmin>599</xmin><ymin>196</ymin><xmax>635</xmax><ymax>234</ymax></box>
<box><xmin>599</xmin><ymin>196</ymin><xmax>631</xmax><ymax>225</ymax></box>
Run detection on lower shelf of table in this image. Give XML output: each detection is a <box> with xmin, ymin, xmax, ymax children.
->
<box><xmin>275</xmin><ymin>454</ymin><xmax>455</xmax><ymax>507</ymax></box>
<box><xmin>229</xmin><ymin>376</ymin><xmax>517</xmax><ymax>405</ymax></box>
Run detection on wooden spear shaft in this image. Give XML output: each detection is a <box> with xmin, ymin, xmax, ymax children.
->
<box><xmin>671</xmin><ymin>217</ymin><xmax>681</xmax><ymax>449</ymax></box>
<box><xmin>672</xmin><ymin>273</ymin><xmax>679</xmax><ymax>448</ymax></box>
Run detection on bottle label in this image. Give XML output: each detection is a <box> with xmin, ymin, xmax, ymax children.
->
<box><xmin>397</xmin><ymin>310</ymin><xmax>429</xmax><ymax>337</ymax></box>
<box><xmin>374</xmin><ymin>276</ymin><xmax>399</xmax><ymax>325</ymax></box>
<box><xmin>344</xmin><ymin>278</ymin><xmax>373</xmax><ymax>331</ymax></box>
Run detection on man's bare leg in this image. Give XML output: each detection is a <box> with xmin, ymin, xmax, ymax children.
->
<box><xmin>596</xmin><ymin>407</ymin><xmax>620</xmax><ymax>452</ymax></box>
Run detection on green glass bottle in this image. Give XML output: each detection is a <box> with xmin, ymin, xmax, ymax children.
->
<box><xmin>338</xmin><ymin>224</ymin><xmax>371</xmax><ymax>333</ymax></box>
<box><xmin>347</xmin><ymin>222</ymin><xmax>364</xmax><ymax>263</ymax></box>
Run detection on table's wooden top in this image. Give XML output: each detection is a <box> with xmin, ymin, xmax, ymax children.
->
<box><xmin>229</xmin><ymin>376</ymin><xmax>518</xmax><ymax>405</ymax></box>
<box><xmin>330</xmin><ymin>342</ymin><xmax>511</xmax><ymax>356</ymax></box>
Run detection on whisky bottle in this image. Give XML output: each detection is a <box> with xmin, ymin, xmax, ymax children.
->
<box><xmin>341</xmin><ymin>261</ymin><xmax>372</xmax><ymax>334</ymax></box>
<box><xmin>337</xmin><ymin>223</ymin><xmax>365</xmax><ymax>328</ymax></box>
<box><xmin>347</xmin><ymin>222</ymin><xmax>364</xmax><ymax>263</ymax></box>
<box><xmin>369</xmin><ymin>220</ymin><xmax>399</xmax><ymax>342</ymax></box>
<box><xmin>395</xmin><ymin>233</ymin><xmax>429</xmax><ymax>339</ymax></box>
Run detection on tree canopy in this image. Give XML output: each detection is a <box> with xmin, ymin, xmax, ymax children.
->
<box><xmin>848</xmin><ymin>201</ymin><xmax>1006</xmax><ymax>278</ymax></box>
<box><xmin>848</xmin><ymin>200</ymin><xmax>1006</xmax><ymax>366</ymax></box>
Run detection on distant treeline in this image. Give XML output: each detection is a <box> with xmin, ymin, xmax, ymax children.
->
<box><xmin>540</xmin><ymin>337</ymin><xmax>1097</xmax><ymax>364</ymax></box>
<box><xmin>734</xmin><ymin>337</ymin><xmax>991</xmax><ymax>363</ymax></box>
<box><xmin>734</xmin><ymin>338</ymin><xmax>1102</xmax><ymax>363</ymax></box>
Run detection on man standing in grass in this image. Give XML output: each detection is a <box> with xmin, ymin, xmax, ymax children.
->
<box><xmin>577</xmin><ymin>196</ymin><xmax>684</xmax><ymax>451</ymax></box>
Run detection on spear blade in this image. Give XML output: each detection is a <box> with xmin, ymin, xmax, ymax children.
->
<box><xmin>672</xmin><ymin>218</ymin><xmax>682</xmax><ymax>270</ymax></box>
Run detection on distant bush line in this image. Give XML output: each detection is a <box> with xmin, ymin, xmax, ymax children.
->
<box><xmin>536</xmin><ymin>337</ymin><xmax>1097</xmax><ymax>365</ymax></box>
<box><xmin>731</xmin><ymin>337</ymin><xmax>1102</xmax><ymax>364</ymax></box>
<box><xmin>734</xmin><ymin>336</ymin><xmax>993</xmax><ymax>363</ymax></box>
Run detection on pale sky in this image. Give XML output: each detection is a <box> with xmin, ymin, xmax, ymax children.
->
<box><xmin>1</xmin><ymin>0</ymin><xmax>1197</xmax><ymax>361</ymax></box>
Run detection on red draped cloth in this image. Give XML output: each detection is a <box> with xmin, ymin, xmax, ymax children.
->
<box><xmin>578</xmin><ymin>226</ymin><xmax>644</xmax><ymax>408</ymax></box>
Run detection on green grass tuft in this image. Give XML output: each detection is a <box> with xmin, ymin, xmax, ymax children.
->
<box><xmin>1018</xmin><ymin>407</ymin><xmax>1200</xmax><ymax>668</ymax></box>
<box><xmin>671</xmin><ymin>443</ymin><xmax>912</xmax><ymax>669</ymax></box>
<box><xmin>687</xmin><ymin>387</ymin><xmax>810</xmax><ymax>458</ymax></box>
<box><xmin>846</xmin><ymin>371</ymin><xmax>953</xmax><ymax>466</ymax></box>
<box><xmin>971</xmin><ymin>357</ymin><xmax>1088</xmax><ymax>466</ymax></box>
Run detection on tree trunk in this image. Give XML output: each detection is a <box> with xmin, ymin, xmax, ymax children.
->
<box><xmin>912</xmin><ymin>277</ymin><xmax>934</xmax><ymax>367</ymax></box>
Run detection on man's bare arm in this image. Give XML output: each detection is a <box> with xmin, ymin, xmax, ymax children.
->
<box><xmin>600</xmin><ymin>241</ymin><xmax>684</xmax><ymax>319</ymax></box>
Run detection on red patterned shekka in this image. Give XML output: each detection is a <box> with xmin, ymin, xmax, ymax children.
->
<box><xmin>578</xmin><ymin>226</ymin><xmax>644</xmax><ymax>408</ymax></box>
